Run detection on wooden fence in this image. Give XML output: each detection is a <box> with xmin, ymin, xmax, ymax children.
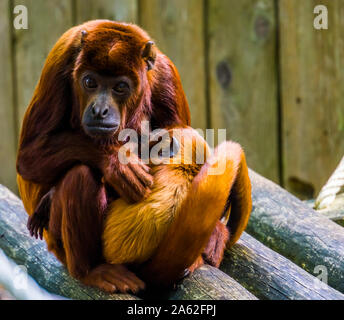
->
<box><xmin>0</xmin><ymin>0</ymin><xmax>343</xmax><ymax>199</ymax></box>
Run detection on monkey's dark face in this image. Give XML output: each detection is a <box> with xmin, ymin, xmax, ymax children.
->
<box><xmin>72</xmin><ymin>25</ymin><xmax>157</xmax><ymax>140</ymax></box>
<box><xmin>78</xmin><ymin>71</ymin><xmax>133</xmax><ymax>138</ymax></box>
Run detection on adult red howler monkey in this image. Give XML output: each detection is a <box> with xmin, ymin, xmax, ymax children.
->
<box><xmin>16</xmin><ymin>20</ymin><xmax>252</xmax><ymax>294</ymax></box>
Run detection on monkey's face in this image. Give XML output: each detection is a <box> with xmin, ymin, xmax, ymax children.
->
<box><xmin>72</xmin><ymin>25</ymin><xmax>156</xmax><ymax>141</ymax></box>
<box><xmin>78</xmin><ymin>71</ymin><xmax>132</xmax><ymax>138</ymax></box>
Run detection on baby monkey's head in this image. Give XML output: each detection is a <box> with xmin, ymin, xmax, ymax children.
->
<box><xmin>149</xmin><ymin>127</ymin><xmax>211</xmax><ymax>169</ymax></box>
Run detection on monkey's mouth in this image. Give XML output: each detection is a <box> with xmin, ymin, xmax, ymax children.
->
<box><xmin>83</xmin><ymin>123</ymin><xmax>119</xmax><ymax>136</ymax></box>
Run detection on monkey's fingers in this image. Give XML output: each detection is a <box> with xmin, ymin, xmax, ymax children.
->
<box><xmin>98</xmin><ymin>281</ymin><xmax>117</xmax><ymax>294</ymax></box>
<box><xmin>116</xmin><ymin>167</ymin><xmax>151</xmax><ymax>203</ymax></box>
<box><xmin>128</xmin><ymin>161</ymin><xmax>153</xmax><ymax>188</ymax></box>
<box><xmin>107</xmin><ymin>264</ymin><xmax>146</xmax><ymax>294</ymax></box>
<box><xmin>127</xmin><ymin>152</ymin><xmax>150</xmax><ymax>172</ymax></box>
<box><xmin>82</xmin><ymin>269</ymin><xmax>117</xmax><ymax>293</ymax></box>
<box><xmin>32</xmin><ymin>218</ymin><xmax>39</xmax><ymax>239</ymax></box>
<box><xmin>39</xmin><ymin>226</ymin><xmax>44</xmax><ymax>240</ymax></box>
<box><xmin>110</xmin><ymin>185</ymin><xmax>134</xmax><ymax>203</ymax></box>
<box><xmin>110</xmin><ymin>175</ymin><xmax>143</xmax><ymax>203</ymax></box>
<box><xmin>27</xmin><ymin>215</ymin><xmax>37</xmax><ymax>238</ymax></box>
<box><xmin>105</xmin><ymin>171</ymin><xmax>135</xmax><ymax>201</ymax></box>
<box><xmin>125</xmin><ymin>162</ymin><xmax>152</xmax><ymax>192</ymax></box>
<box><xmin>27</xmin><ymin>216</ymin><xmax>32</xmax><ymax>234</ymax></box>
<box><xmin>27</xmin><ymin>211</ymin><xmax>47</xmax><ymax>240</ymax></box>
<box><xmin>103</xmin><ymin>273</ymin><xmax>130</xmax><ymax>293</ymax></box>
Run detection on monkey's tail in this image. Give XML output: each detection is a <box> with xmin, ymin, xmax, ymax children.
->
<box><xmin>140</xmin><ymin>141</ymin><xmax>252</xmax><ymax>287</ymax></box>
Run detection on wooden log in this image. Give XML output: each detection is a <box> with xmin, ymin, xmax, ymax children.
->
<box><xmin>0</xmin><ymin>184</ymin><xmax>256</xmax><ymax>300</ymax></box>
<box><xmin>246</xmin><ymin>170</ymin><xmax>344</xmax><ymax>293</ymax></box>
<box><xmin>222</xmin><ymin>233</ymin><xmax>344</xmax><ymax>300</ymax></box>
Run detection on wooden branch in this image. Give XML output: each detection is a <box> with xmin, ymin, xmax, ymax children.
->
<box><xmin>246</xmin><ymin>170</ymin><xmax>344</xmax><ymax>294</ymax></box>
<box><xmin>222</xmin><ymin>233</ymin><xmax>344</xmax><ymax>300</ymax></box>
<box><xmin>0</xmin><ymin>184</ymin><xmax>256</xmax><ymax>300</ymax></box>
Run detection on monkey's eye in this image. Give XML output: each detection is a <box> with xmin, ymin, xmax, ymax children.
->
<box><xmin>113</xmin><ymin>81</ymin><xmax>129</xmax><ymax>95</ymax></box>
<box><xmin>83</xmin><ymin>76</ymin><xmax>98</xmax><ymax>89</ymax></box>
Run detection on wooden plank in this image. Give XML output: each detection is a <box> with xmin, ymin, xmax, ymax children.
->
<box><xmin>279</xmin><ymin>0</ymin><xmax>344</xmax><ymax>198</ymax></box>
<box><xmin>140</xmin><ymin>0</ymin><xmax>207</xmax><ymax>130</ymax></box>
<box><xmin>0</xmin><ymin>0</ymin><xmax>17</xmax><ymax>193</ymax></box>
<box><xmin>75</xmin><ymin>0</ymin><xmax>138</xmax><ymax>24</ymax></box>
<box><xmin>246</xmin><ymin>169</ymin><xmax>344</xmax><ymax>294</ymax></box>
<box><xmin>0</xmin><ymin>183</ymin><xmax>257</xmax><ymax>300</ymax></box>
<box><xmin>222</xmin><ymin>232</ymin><xmax>344</xmax><ymax>300</ymax></box>
<box><xmin>14</xmin><ymin>0</ymin><xmax>74</xmax><ymax>131</ymax></box>
<box><xmin>208</xmin><ymin>0</ymin><xmax>279</xmax><ymax>183</ymax></box>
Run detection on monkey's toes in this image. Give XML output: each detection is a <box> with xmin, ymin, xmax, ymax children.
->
<box><xmin>82</xmin><ymin>264</ymin><xmax>145</xmax><ymax>294</ymax></box>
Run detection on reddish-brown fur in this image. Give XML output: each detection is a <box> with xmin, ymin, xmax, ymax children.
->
<box><xmin>16</xmin><ymin>20</ymin><xmax>251</xmax><ymax>293</ymax></box>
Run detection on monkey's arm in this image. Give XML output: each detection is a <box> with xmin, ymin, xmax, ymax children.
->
<box><xmin>17</xmin><ymin>131</ymin><xmax>103</xmax><ymax>184</ymax></box>
<box><xmin>17</xmin><ymin>131</ymin><xmax>152</xmax><ymax>203</ymax></box>
<box><xmin>139</xmin><ymin>141</ymin><xmax>252</xmax><ymax>287</ymax></box>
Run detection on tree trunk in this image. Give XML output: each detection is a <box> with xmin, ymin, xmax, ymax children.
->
<box><xmin>246</xmin><ymin>170</ymin><xmax>344</xmax><ymax>294</ymax></box>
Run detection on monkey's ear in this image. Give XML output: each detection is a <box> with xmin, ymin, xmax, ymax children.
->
<box><xmin>141</xmin><ymin>41</ymin><xmax>156</xmax><ymax>71</ymax></box>
<box><xmin>81</xmin><ymin>29</ymin><xmax>88</xmax><ymax>45</ymax></box>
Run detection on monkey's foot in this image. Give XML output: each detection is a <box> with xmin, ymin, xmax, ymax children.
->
<box><xmin>188</xmin><ymin>255</ymin><xmax>204</xmax><ymax>273</ymax></box>
<box><xmin>82</xmin><ymin>264</ymin><xmax>146</xmax><ymax>294</ymax></box>
<box><xmin>202</xmin><ymin>221</ymin><xmax>229</xmax><ymax>267</ymax></box>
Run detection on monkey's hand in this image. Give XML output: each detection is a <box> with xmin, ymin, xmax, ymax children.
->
<box><xmin>103</xmin><ymin>150</ymin><xmax>153</xmax><ymax>203</ymax></box>
<box><xmin>27</xmin><ymin>188</ymin><xmax>55</xmax><ymax>240</ymax></box>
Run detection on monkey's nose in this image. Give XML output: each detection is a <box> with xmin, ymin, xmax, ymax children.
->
<box><xmin>91</xmin><ymin>105</ymin><xmax>109</xmax><ymax>119</ymax></box>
